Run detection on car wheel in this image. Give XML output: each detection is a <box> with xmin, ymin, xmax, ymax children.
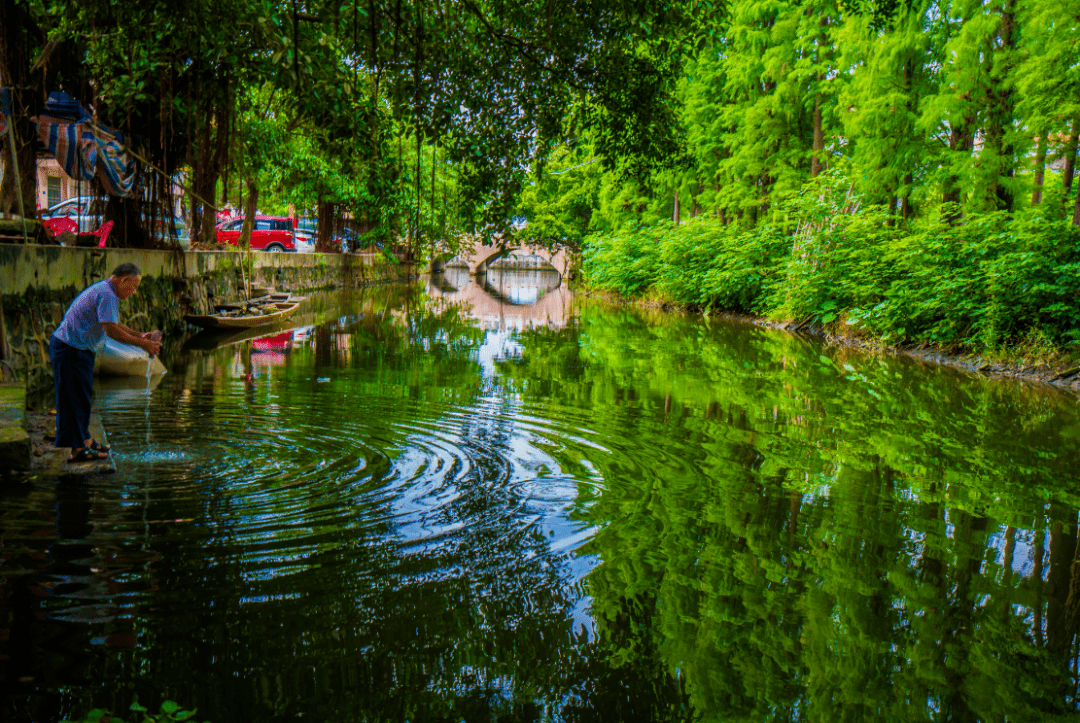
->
<box><xmin>265</xmin><ymin>244</ymin><xmax>284</xmax><ymax>252</ymax></box>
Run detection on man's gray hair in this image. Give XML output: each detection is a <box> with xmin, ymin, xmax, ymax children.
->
<box><xmin>111</xmin><ymin>262</ymin><xmax>141</xmax><ymax>279</ymax></box>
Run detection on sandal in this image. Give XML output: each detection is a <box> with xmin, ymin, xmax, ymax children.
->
<box><xmin>89</xmin><ymin>439</ymin><xmax>111</xmax><ymax>454</ymax></box>
<box><xmin>69</xmin><ymin>447</ymin><xmax>108</xmax><ymax>463</ymax></box>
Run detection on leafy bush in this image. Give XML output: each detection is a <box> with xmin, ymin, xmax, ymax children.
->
<box><xmin>583</xmin><ymin>222</ymin><xmax>663</xmax><ymax>298</ymax></box>
<box><xmin>582</xmin><ymin>167</ymin><xmax>1080</xmax><ymax>355</ymax></box>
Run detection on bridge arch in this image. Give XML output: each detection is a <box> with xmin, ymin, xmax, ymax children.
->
<box><xmin>438</xmin><ymin>238</ymin><xmax>575</xmax><ymax>277</ymax></box>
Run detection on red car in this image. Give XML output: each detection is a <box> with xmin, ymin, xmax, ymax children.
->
<box><xmin>215</xmin><ymin>215</ymin><xmax>297</xmax><ymax>252</ymax></box>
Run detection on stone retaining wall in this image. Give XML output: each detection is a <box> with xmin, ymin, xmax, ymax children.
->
<box><xmin>0</xmin><ymin>244</ymin><xmax>414</xmax><ymax>391</ymax></box>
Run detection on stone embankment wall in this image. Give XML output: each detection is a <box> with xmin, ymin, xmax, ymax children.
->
<box><xmin>0</xmin><ymin>244</ymin><xmax>413</xmax><ymax>391</ymax></box>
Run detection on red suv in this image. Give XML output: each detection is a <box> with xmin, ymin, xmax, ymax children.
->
<box><xmin>216</xmin><ymin>215</ymin><xmax>297</xmax><ymax>252</ymax></box>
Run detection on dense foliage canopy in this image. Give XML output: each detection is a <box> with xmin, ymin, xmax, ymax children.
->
<box><xmin>523</xmin><ymin>0</ymin><xmax>1080</xmax><ymax>239</ymax></box>
<box><xmin>0</xmin><ymin>0</ymin><xmax>685</xmax><ymax>250</ymax></box>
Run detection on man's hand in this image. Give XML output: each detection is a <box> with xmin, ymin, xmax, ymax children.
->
<box><xmin>103</xmin><ymin>323</ymin><xmax>162</xmax><ymax>356</ymax></box>
<box><xmin>141</xmin><ymin>337</ymin><xmax>163</xmax><ymax>357</ymax></box>
<box><xmin>141</xmin><ymin>330</ymin><xmax>163</xmax><ymax>357</ymax></box>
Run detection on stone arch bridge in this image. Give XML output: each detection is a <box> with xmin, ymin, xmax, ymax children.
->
<box><xmin>436</xmin><ymin>240</ymin><xmax>575</xmax><ymax>277</ymax></box>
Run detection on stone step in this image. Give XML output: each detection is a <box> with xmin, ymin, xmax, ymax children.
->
<box><xmin>43</xmin><ymin>412</ymin><xmax>116</xmax><ymax>475</ymax></box>
<box><xmin>0</xmin><ymin>383</ymin><xmax>31</xmax><ymax>473</ymax></box>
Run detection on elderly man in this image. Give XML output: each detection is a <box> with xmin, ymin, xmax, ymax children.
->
<box><xmin>50</xmin><ymin>262</ymin><xmax>163</xmax><ymax>462</ymax></box>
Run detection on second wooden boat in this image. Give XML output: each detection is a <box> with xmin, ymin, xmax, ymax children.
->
<box><xmin>184</xmin><ymin>299</ymin><xmax>303</xmax><ymax>330</ymax></box>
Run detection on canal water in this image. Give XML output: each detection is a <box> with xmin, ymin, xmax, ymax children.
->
<box><xmin>3</xmin><ymin>268</ymin><xmax>1080</xmax><ymax>722</ymax></box>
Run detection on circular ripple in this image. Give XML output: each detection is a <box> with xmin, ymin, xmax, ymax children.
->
<box><xmin>70</xmin><ymin>369</ymin><xmax>611</xmax><ymax>622</ymax></box>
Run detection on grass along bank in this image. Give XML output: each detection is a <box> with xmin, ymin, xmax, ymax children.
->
<box><xmin>580</xmin><ymin>171</ymin><xmax>1080</xmax><ymax>391</ymax></box>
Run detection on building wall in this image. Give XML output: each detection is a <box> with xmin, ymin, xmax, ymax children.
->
<box><xmin>36</xmin><ymin>158</ymin><xmax>75</xmax><ymax>211</ymax></box>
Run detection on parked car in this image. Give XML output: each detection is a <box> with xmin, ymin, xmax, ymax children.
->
<box><xmin>293</xmin><ymin>218</ymin><xmax>317</xmax><ymax>252</ymax></box>
<box><xmin>295</xmin><ymin>235</ymin><xmax>315</xmax><ymax>253</ymax></box>
<box><xmin>40</xmin><ymin>196</ymin><xmax>107</xmax><ymax>234</ymax></box>
<box><xmin>148</xmin><ymin>215</ymin><xmax>189</xmax><ymax>247</ymax></box>
<box><xmin>215</xmin><ymin>215</ymin><xmax>297</xmax><ymax>252</ymax></box>
<box><xmin>333</xmin><ymin>227</ymin><xmax>383</xmax><ymax>253</ymax></box>
<box><xmin>40</xmin><ymin>197</ymin><xmax>187</xmax><ymax>246</ymax></box>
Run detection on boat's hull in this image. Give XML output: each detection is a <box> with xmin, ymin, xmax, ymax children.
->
<box><xmin>184</xmin><ymin>301</ymin><xmax>301</xmax><ymax>330</ymax></box>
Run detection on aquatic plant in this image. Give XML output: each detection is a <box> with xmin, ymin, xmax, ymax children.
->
<box><xmin>60</xmin><ymin>698</ymin><xmax>204</xmax><ymax>723</ymax></box>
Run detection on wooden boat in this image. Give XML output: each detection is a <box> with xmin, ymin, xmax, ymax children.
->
<box><xmin>184</xmin><ymin>298</ymin><xmax>304</xmax><ymax>330</ymax></box>
<box><xmin>213</xmin><ymin>292</ymin><xmax>294</xmax><ymax>312</ymax></box>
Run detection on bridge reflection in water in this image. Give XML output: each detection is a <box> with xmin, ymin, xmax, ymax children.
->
<box><xmin>428</xmin><ymin>266</ymin><xmax>571</xmax><ymax>331</ymax></box>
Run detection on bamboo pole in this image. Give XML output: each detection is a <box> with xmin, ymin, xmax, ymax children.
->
<box><xmin>4</xmin><ymin>123</ymin><xmax>28</xmax><ymax>244</ymax></box>
<box><xmin>1</xmin><ymin>76</ymin><xmax>29</xmax><ymax>245</ymax></box>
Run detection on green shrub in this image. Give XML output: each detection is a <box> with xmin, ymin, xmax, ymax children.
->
<box><xmin>583</xmin><ymin>222</ymin><xmax>663</xmax><ymax>298</ymax></box>
<box><xmin>582</xmin><ymin>166</ymin><xmax>1080</xmax><ymax>355</ymax></box>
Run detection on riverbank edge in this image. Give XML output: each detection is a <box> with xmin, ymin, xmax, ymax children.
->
<box><xmin>576</xmin><ymin>286</ymin><xmax>1080</xmax><ymax>397</ymax></box>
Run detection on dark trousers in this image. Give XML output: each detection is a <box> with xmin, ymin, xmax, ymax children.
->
<box><xmin>49</xmin><ymin>336</ymin><xmax>95</xmax><ymax>448</ymax></box>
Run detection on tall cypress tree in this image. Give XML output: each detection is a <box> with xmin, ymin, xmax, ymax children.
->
<box><xmin>1018</xmin><ymin>0</ymin><xmax>1080</xmax><ymax>221</ymax></box>
<box><xmin>839</xmin><ymin>2</ymin><xmax>935</xmax><ymax>219</ymax></box>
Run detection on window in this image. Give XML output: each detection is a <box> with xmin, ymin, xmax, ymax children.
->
<box><xmin>255</xmin><ymin>220</ymin><xmax>272</xmax><ymax>231</ymax></box>
<box><xmin>47</xmin><ymin>177</ymin><xmax>61</xmax><ymax>207</ymax></box>
<box><xmin>269</xmin><ymin>220</ymin><xmax>290</xmax><ymax>231</ymax></box>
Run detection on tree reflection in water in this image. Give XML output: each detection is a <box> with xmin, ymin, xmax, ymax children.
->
<box><xmin>2</xmin><ymin>289</ymin><xmax>1079</xmax><ymax>722</ymax></box>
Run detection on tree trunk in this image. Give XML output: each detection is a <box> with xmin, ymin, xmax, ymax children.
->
<box><xmin>985</xmin><ymin>0</ymin><xmax>1016</xmax><ymax>212</ymax></box>
<box><xmin>900</xmin><ymin>173</ymin><xmax>914</xmax><ymax>222</ymax></box>
<box><xmin>190</xmin><ymin>81</ymin><xmax>231</xmax><ymax>246</ymax></box>
<box><xmin>1072</xmin><ymin>179</ymin><xmax>1080</xmax><ymax>227</ymax></box>
<box><xmin>942</xmin><ymin>110</ymin><xmax>974</xmax><ymax>222</ymax></box>
<box><xmin>0</xmin><ymin>0</ymin><xmax>40</xmax><ymax>219</ymax></box>
<box><xmin>0</xmin><ymin>123</ymin><xmax>36</xmax><ymax>221</ymax></box>
<box><xmin>1062</xmin><ymin>117</ymin><xmax>1079</xmax><ymax>197</ymax></box>
<box><xmin>808</xmin><ymin>16</ymin><xmax>830</xmax><ymax>181</ymax></box>
<box><xmin>810</xmin><ymin>95</ymin><xmax>824</xmax><ymax>178</ymax></box>
<box><xmin>1034</xmin><ymin>526</ymin><xmax>1046</xmax><ymax>646</ymax></box>
<box><xmin>1046</xmin><ymin>507</ymin><xmax>1077</xmax><ymax>656</ymax></box>
<box><xmin>672</xmin><ymin>189</ymin><xmax>680</xmax><ymax>226</ymax></box>
<box><xmin>759</xmin><ymin>172</ymin><xmax>773</xmax><ymax>218</ymax></box>
<box><xmin>238</xmin><ymin>178</ymin><xmax>258</xmax><ymax>250</ymax></box>
<box><xmin>315</xmin><ymin>199</ymin><xmax>335</xmax><ymax>253</ymax></box>
<box><xmin>104</xmin><ymin>193</ymin><xmax>149</xmax><ymax>248</ymax></box>
<box><xmin>1000</xmin><ymin>525</ymin><xmax>1016</xmax><ymax>615</ymax></box>
<box><xmin>1032</xmin><ymin>131</ymin><xmax>1048</xmax><ymax>206</ymax></box>
<box><xmin>192</xmin><ymin>116</ymin><xmax>216</xmax><ymax>245</ymax></box>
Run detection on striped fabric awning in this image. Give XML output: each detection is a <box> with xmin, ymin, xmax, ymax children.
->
<box><xmin>34</xmin><ymin>113</ymin><xmax>97</xmax><ymax>182</ymax></box>
<box><xmin>32</xmin><ymin>91</ymin><xmax>136</xmax><ymax>197</ymax></box>
<box><xmin>89</xmin><ymin>121</ymin><xmax>136</xmax><ymax>197</ymax></box>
